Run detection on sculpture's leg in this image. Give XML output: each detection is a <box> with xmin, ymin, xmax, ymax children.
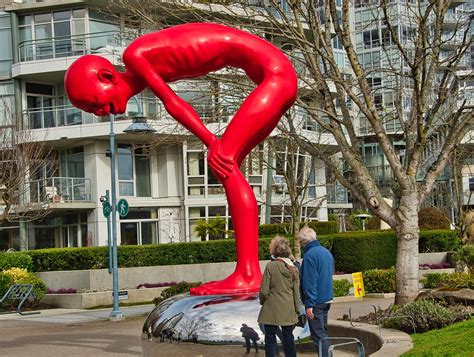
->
<box><xmin>190</xmin><ymin>165</ymin><xmax>261</xmax><ymax>295</ymax></box>
<box><xmin>191</xmin><ymin>75</ymin><xmax>297</xmax><ymax>296</ymax></box>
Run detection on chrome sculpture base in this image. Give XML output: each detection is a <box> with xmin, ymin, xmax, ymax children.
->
<box><xmin>142</xmin><ymin>293</ymin><xmax>310</xmax><ymax>344</ymax></box>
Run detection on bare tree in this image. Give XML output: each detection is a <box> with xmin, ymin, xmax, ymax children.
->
<box><xmin>0</xmin><ymin>103</ymin><xmax>56</xmax><ymax>226</ymax></box>
<box><xmin>104</xmin><ymin>0</ymin><xmax>472</xmax><ymax>304</ymax></box>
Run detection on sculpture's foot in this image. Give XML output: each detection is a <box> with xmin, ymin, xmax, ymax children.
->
<box><xmin>190</xmin><ymin>271</ymin><xmax>262</xmax><ymax>296</ymax></box>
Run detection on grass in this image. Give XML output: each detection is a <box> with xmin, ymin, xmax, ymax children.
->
<box><xmin>402</xmin><ymin>318</ymin><xmax>474</xmax><ymax>357</ymax></box>
<box><xmin>85</xmin><ymin>300</ymin><xmax>155</xmax><ymax>310</ymax></box>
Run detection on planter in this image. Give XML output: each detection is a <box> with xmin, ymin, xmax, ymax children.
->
<box><xmin>42</xmin><ymin>286</ymin><xmax>167</xmax><ymax>309</ymax></box>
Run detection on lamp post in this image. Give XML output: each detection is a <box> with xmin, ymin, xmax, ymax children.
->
<box><xmin>108</xmin><ymin>95</ymin><xmax>155</xmax><ymax>321</ymax></box>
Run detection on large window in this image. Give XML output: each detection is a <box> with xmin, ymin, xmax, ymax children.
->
<box><xmin>120</xmin><ymin>209</ymin><xmax>158</xmax><ymax>245</ymax></box>
<box><xmin>117</xmin><ymin>145</ymin><xmax>151</xmax><ymax>197</ymax></box>
<box><xmin>0</xmin><ymin>13</ymin><xmax>12</xmax><ymax>76</ymax></box>
<box><xmin>26</xmin><ymin>82</ymin><xmax>55</xmax><ymax>129</ymax></box>
<box><xmin>0</xmin><ymin>82</ymin><xmax>15</xmax><ymax>126</ymax></box>
<box><xmin>19</xmin><ymin>9</ymin><xmax>86</xmax><ymax>61</ymax></box>
<box><xmin>60</xmin><ymin>147</ymin><xmax>84</xmax><ymax>178</ymax></box>
<box><xmin>188</xmin><ymin>205</ymin><xmax>232</xmax><ymax>242</ymax></box>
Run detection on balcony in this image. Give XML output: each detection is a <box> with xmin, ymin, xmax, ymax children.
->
<box><xmin>23</xmin><ymin>105</ymin><xmax>103</xmax><ymax>129</ymax></box>
<box><xmin>29</xmin><ymin>177</ymin><xmax>92</xmax><ymax>205</ymax></box>
<box><xmin>18</xmin><ymin>31</ymin><xmax>123</xmax><ymax>63</ymax></box>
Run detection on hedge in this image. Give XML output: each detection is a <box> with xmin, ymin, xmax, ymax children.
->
<box><xmin>3</xmin><ymin>229</ymin><xmax>459</xmax><ymax>273</ymax></box>
<box><xmin>258</xmin><ymin>221</ymin><xmax>338</xmax><ymax>236</ymax></box>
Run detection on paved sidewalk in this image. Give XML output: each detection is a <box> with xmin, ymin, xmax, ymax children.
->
<box><xmin>0</xmin><ymin>297</ymin><xmax>395</xmax><ymax>356</ymax></box>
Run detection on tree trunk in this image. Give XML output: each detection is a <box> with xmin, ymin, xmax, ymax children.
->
<box><xmin>292</xmin><ymin>220</ymin><xmax>301</xmax><ymax>260</ymax></box>
<box><xmin>394</xmin><ymin>194</ymin><xmax>420</xmax><ymax>305</ymax></box>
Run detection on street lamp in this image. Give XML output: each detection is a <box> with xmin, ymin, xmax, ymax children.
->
<box><xmin>355</xmin><ymin>213</ymin><xmax>371</xmax><ymax>231</ymax></box>
<box><xmin>108</xmin><ymin>95</ymin><xmax>155</xmax><ymax>321</ymax></box>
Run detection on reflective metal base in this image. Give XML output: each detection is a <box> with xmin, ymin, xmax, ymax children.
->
<box><xmin>142</xmin><ymin>293</ymin><xmax>310</xmax><ymax>344</ymax></box>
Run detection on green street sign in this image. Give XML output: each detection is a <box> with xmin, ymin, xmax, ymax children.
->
<box><xmin>117</xmin><ymin>198</ymin><xmax>129</xmax><ymax>217</ymax></box>
<box><xmin>102</xmin><ymin>201</ymin><xmax>112</xmax><ymax>218</ymax></box>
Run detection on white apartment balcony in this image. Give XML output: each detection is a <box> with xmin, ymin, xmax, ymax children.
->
<box><xmin>12</xmin><ymin>31</ymin><xmax>125</xmax><ymax>78</ymax></box>
<box><xmin>28</xmin><ymin>176</ymin><xmax>94</xmax><ymax>210</ymax></box>
<box><xmin>448</xmin><ymin>0</ymin><xmax>467</xmax><ymax>8</ymax></box>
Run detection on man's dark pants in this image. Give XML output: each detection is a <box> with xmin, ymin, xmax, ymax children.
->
<box><xmin>264</xmin><ymin>325</ymin><xmax>296</xmax><ymax>357</ymax></box>
<box><xmin>308</xmin><ymin>303</ymin><xmax>331</xmax><ymax>357</ymax></box>
<box><xmin>244</xmin><ymin>337</ymin><xmax>259</xmax><ymax>353</ymax></box>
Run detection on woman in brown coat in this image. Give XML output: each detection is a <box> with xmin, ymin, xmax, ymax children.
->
<box><xmin>258</xmin><ymin>236</ymin><xmax>301</xmax><ymax>357</ymax></box>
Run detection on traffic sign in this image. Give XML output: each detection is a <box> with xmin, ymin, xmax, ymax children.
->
<box><xmin>117</xmin><ymin>198</ymin><xmax>129</xmax><ymax>217</ymax></box>
<box><xmin>102</xmin><ymin>201</ymin><xmax>112</xmax><ymax>218</ymax></box>
<box><xmin>352</xmin><ymin>272</ymin><xmax>365</xmax><ymax>298</ymax></box>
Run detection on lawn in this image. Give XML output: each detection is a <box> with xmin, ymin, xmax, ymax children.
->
<box><xmin>402</xmin><ymin>318</ymin><xmax>474</xmax><ymax>357</ymax></box>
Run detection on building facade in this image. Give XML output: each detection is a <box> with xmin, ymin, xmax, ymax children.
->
<box><xmin>0</xmin><ymin>1</ymin><xmax>348</xmax><ymax>251</ymax></box>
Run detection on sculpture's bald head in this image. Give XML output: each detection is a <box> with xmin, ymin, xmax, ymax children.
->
<box><xmin>64</xmin><ymin>55</ymin><xmax>129</xmax><ymax>115</ymax></box>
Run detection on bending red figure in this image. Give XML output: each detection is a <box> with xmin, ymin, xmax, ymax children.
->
<box><xmin>65</xmin><ymin>23</ymin><xmax>297</xmax><ymax>295</ymax></box>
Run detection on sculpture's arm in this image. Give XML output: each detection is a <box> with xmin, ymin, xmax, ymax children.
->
<box><xmin>123</xmin><ymin>55</ymin><xmax>233</xmax><ymax>178</ymax></box>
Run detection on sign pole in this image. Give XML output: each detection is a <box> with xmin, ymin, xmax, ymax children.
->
<box><xmin>106</xmin><ymin>190</ymin><xmax>112</xmax><ymax>274</ymax></box>
<box><xmin>109</xmin><ymin>114</ymin><xmax>123</xmax><ymax>321</ymax></box>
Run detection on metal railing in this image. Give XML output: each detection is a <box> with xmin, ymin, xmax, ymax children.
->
<box><xmin>18</xmin><ymin>31</ymin><xmax>124</xmax><ymax>62</ymax></box>
<box><xmin>29</xmin><ymin>177</ymin><xmax>92</xmax><ymax>204</ymax></box>
<box><xmin>23</xmin><ymin>105</ymin><xmax>103</xmax><ymax>129</ymax></box>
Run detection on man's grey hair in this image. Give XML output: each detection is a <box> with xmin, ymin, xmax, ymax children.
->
<box><xmin>298</xmin><ymin>226</ymin><xmax>317</xmax><ymax>246</ymax></box>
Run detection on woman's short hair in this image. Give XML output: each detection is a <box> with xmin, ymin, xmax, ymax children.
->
<box><xmin>269</xmin><ymin>235</ymin><xmax>291</xmax><ymax>258</ymax></box>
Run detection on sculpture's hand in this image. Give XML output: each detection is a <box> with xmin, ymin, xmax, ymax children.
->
<box><xmin>208</xmin><ymin>137</ymin><xmax>234</xmax><ymax>181</ymax></box>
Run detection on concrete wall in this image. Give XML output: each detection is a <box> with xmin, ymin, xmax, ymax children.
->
<box><xmin>42</xmin><ymin>287</ymin><xmax>167</xmax><ymax>309</ymax></box>
<box><xmin>37</xmin><ymin>261</ymin><xmax>272</xmax><ymax>291</ymax></box>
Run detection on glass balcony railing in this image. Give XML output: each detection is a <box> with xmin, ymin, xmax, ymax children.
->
<box><xmin>327</xmin><ymin>184</ymin><xmax>349</xmax><ymax>204</ymax></box>
<box><xmin>29</xmin><ymin>177</ymin><xmax>92</xmax><ymax>204</ymax></box>
<box><xmin>23</xmin><ymin>105</ymin><xmax>104</xmax><ymax>129</ymax></box>
<box><xmin>18</xmin><ymin>31</ymin><xmax>124</xmax><ymax>63</ymax></box>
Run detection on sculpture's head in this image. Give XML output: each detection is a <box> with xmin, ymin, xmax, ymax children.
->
<box><xmin>64</xmin><ymin>55</ymin><xmax>130</xmax><ymax>115</ymax></box>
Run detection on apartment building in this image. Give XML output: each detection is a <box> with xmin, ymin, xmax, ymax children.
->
<box><xmin>352</xmin><ymin>0</ymin><xmax>473</xmax><ymax>214</ymax></box>
<box><xmin>0</xmin><ymin>0</ymin><xmax>346</xmax><ymax>251</ymax></box>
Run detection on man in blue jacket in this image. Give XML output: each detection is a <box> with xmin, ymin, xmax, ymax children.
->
<box><xmin>299</xmin><ymin>226</ymin><xmax>334</xmax><ymax>357</ymax></box>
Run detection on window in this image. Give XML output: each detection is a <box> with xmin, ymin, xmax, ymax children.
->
<box><xmin>117</xmin><ymin>145</ymin><xmax>150</xmax><ymax>197</ymax></box>
<box><xmin>0</xmin><ymin>13</ymin><xmax>12</xmax><ymax>76</ymax></box>
<box><xmin>19</xmin><ymin>9</ymin><xmax>86</xmax><ymax>61</ymax></box>
<box><xmin>363</xmin><ymin>29</ymin><xmax>380</xmax><ymax>49</ymax></box>
<box><xmin>26</xmin><ymin>82</ymin><xmax>55</xmax><ymax>129</ymax></box>
<box><xmin>60</xmin><ymin>147</ymin><xmax>84</xmax><ymax>178</ymax></box>
<box><xmin>118</xmin><ymin>145</ymin><xmax>134</xmax><ymax>196</ymax></box>
<box><xmin>120</xmin><ymin>209</ymin><xmax>158</xmax><ymax>245</ymax></box>
<box><xmin>0</xmin><ymin>82</ymin><xmax>15</xmax><ymax>126</ymax></box>
<box><xmin>469</xmin><ymin>177</ymin><xmax>474</xmax><ymax>192</ymax></box>
<box><xmin>367</xmin><ymin>77</ymin><xmax>382</xmax><ymax>88</ymax></box>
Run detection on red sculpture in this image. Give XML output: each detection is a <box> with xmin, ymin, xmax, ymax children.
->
<box><xmin>65</xmin><ymin>23</ymin><xmax>297</xmax><ymax>295</ymax></box>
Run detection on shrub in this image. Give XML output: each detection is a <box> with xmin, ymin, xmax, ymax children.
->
<box><xmin>454</xmin><ymin>244</ymin><xmax>474</xmax><ymax>269</ymax></box>
<box><xmin>333</xmin><ymin>279</ymin><xmax>351</xmax><ymax>297</ymax></box>
<box><xmin>3</xmin><ymin>268</ymin><xmax>47</xmax><ymax>302</ymax></box>
<box><xmin>0</xmin><ymin>272</ymin><xmax>13</xmax><ymax>298</ymax></box>
<box><xmin>47</xmin><ymin>288</ymin><xmax>77</xmax><ymax>294</ymax></box>
<box><xmin>153</xmin><ymin>281</ymin><xmax>201</xmax><ymax>305</ymax></box>
<box><xmin>258</xmin><ymin>221</ymin><xmax>338</xmax><ymax>237</ymax></box>
<box><xmin>363</xmin><ymin>268</ymin><xmax>396</xmax><ymax>293</ymax></box>
<box><xmin>136</xmin><ymin>282</ymin><xmax>177</xmax><ymax>289</ymax></box>
<box><xmin>23</xmin><ymin>230</ymin><xmax>458</xmax><ymax>273</ymax></box>
<box><xmin>382</xmin><ymin>299</ymin><xmax>462</xmax><ymax>333</ymax></box>
<box><xmin>419</xmin><ymin>230</ymin><xmax>461</xmax><ymax>253</ymax></box>
<box><xmin>0</xmin><ymin>252</ymin><xmax>33</xmax><ymax>271</ymax></box>
<box><xmin>421</xmin><ymin>272</ymin><xmax>473</xmax><ymax>290</ymax></box>
<box><xmin>330</xmin><ymin>231</ymin><xmax>397</xmax><ymax>273</ymax></box>
<box><xmin>418</xmin><ymin>207</ymin><xmax>451</xmax><ymax>230</ymax></box>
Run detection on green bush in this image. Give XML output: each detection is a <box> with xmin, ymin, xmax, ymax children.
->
<box><xmin>363</xmin><ymin>268</ymin><xmax>396</xmax><ymax>293</ymax></box>
<box><xmin>454</xmin><ymin>244</ymin><xmax>474</xmax><ymax>269</ymax></box>
<box><xmin>419</xmin><ymin>230</ymin><xmax>461</xmax><ymax>253</ymax></box>
<box><xmin>329</xmin><ymin>231</ymin><xmax>397</xmax><ymax>273</ymax></box>
<box><xmin>0</xmin><ymin>252</ymin><xmax>34</xmax><ymax>272</ymax></box>
<box><xmin>153</xmin><ymin>281</ymin><xmax>201</xmax><ymax>305</ymax></box>
<box><xmin>1</xmin><ymin>268</ymin><xmax>47</xmax><ymax>303</ymax></box>
<box><xmin>382</xmin><ymin>299</ymin><xmax>461</xmax><ymax>333</ymax></box>
<box><xmin>333</xmin><ymin>279</ymin><xmax>351</xmax><ymax>297</ymax></box>
<box><xmin>258</xmin><ymin>221</ymin><xmax>338</xmax><ymax>237</ymax></box>
<box><xmin>421</xmin><ymin>272</ymin><xmax>473</xmax><ymax>290</ymax></box>
<box><xmin>421</xmin><ymin>272</ymin><xmax>446</xmax><ymax>289</ymax></box>
<box><xmin>23</xmin><ymin>230</ymin><xmax>458</xmax><ymax>273</ymax></box>
<box><xmin>418</xmin><ymin>207</ymin><xmax>451</xmax><ymax>230</ymax></box>
<box><xmin>0</xmin><ymin>272</ymin><xmax>13</xmax><ymax>298</ymax></box>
